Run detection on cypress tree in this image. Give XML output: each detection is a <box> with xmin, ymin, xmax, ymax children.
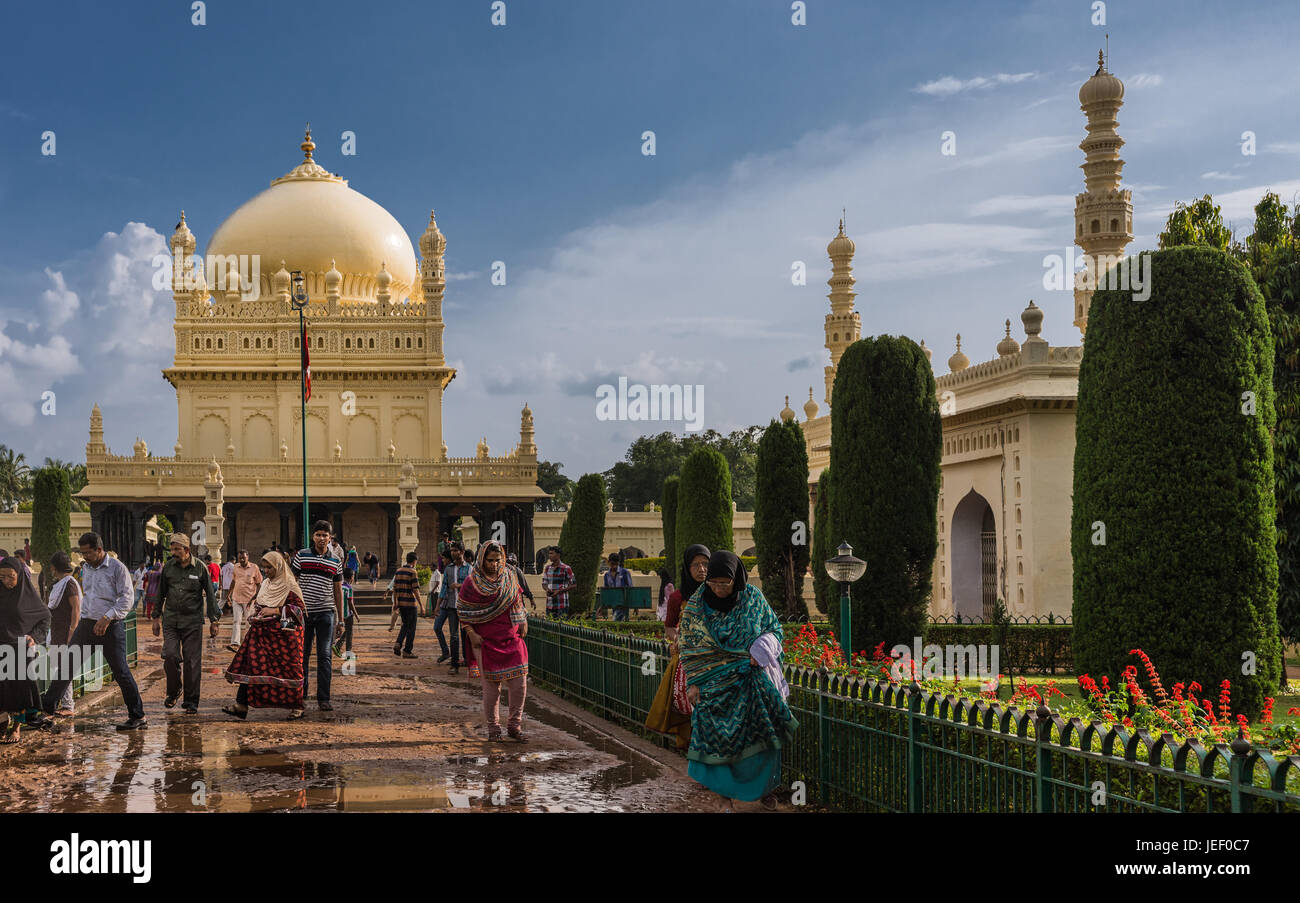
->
<box><xmin>813</xmin><ymin>467</ymin><xmax>835</xmax><ymax>619</ymax></box>
<box><xmin>754</xmin><ymin>418</ymin><xmax>810</xmax><ymax>618</ymax></box>
<box><xmin>557</xmin><ymin>473</ymin><xmax>607</xmax><ymax>615</ymax></box>
<box><xmin>661</xmin><ymin>475</ymin><xmax>679</xmax><ymax>573</ymax></box>
<box><xmin>829</xmin><ymin>336</ymin><xmax>941</xmax><ymax>655</ymax></box>
<box><xmin>31</xmin><ymin>466</ymin><xmax>71</xmax><ymax>597</ymax></box>
<box><xmin>675</xmin><ymin>446</ymin><xmax>732</xmax><ymax>554</ymax></box>
<box><xmin>1072</xmin><ymin>247</ymin><xmax>1281</xmax><ymax>714</ymax></box>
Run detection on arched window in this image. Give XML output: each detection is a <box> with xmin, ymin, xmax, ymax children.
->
<box><xmin>1110</xmin><ymin>218</ymin><xmax>1119</xmax><ymax>232</ymax></box>
<box><xmin>1091</xmin><ymin>219</ymin><xmax>1100</xmax><ymax>234</ymax></box>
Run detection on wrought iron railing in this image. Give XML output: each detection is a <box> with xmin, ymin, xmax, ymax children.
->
<box><xmin>524</xmin><ymin>617</ymin><xmax>1300</xmax><ymax>813</ymax></box>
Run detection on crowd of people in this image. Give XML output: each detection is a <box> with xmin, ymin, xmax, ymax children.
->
<box><xmin>1</xmin><ymin>527</ymin><xmax>796</xmax><ymax>810</ymax></box>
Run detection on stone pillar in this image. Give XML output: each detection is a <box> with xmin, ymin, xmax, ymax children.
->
<box><xmin>398</xmin><ymin>463</ymin><xmax>419</xmax><ymax>562</ymax></box>
<box><xmin>128</xmin><ymin>504</ymin><xmax>148</xmax><ymax>568</ymax></box>
<box><xmin>381</xmin><ymin>503</ymin><xmax>400</xmax><ymax>574</ymax></box>
<box><xmin>203</xmin><ymin>458</ymin><xmax>226</xmax><ymax>564</ymax></box>
<box><xmin>521</xmin><ymin>504</ymin><xmax>536</xmax><ymax>571</ymax></box>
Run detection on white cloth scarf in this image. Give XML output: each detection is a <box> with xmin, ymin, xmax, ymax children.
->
<box><xmin>48</xmin><ymin>574</ymin><xmax>75</xmax><ymax>610</ymax></box>
<box><xmin>748</xmin><ymin>632</ymin><xmax>789</xmax><ymax>700</ymax></box>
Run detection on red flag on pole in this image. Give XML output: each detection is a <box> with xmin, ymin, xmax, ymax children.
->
<box><xmin>300</xmin><ymin>318</ymin><xmax>311</xmax><ymax>402</ymax></box>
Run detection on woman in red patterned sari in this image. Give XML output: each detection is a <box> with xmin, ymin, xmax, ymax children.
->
<box><xmin>222</xmin><ymin>551</ymin><xmax>306</xmax><ymax>720</ymax></box>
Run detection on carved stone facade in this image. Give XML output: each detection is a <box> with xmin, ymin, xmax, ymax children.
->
<box><xmin>82</xmin><ymin>132</ymin><xmax>545</xmax><ymax>571</ymax></box>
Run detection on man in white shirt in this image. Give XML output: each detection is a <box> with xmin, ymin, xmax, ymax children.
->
<box><xmin>220</xmin><ymin>554</ymin><xmax>236</xmax><ymax>613</ymax></box>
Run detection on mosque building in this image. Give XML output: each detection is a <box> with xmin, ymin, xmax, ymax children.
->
<box><xmin>784</xmin><ymin>53</ymin><xmax>1132</xmax><ymax>620</ymax></box>
<box><xmin>81</xmin><ymin>130</ymin><xmax>546</xmax><ymax>570</ymax></box>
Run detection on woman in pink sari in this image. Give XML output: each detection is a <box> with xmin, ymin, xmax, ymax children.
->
<box><xmin>457</xmin><ymin>540</ymin><xmax>529</xmax><ymax>742</ymax></box>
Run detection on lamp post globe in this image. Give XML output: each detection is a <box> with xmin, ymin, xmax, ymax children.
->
<box><xmin>289</xmin><ymin>269</ymin><xmax>309</xmax><ymax>548</ymax></box>
<box><xmin>824</xmin><ymin>541</ymin><xmax>866</xmax><ymax>659</ymax></box>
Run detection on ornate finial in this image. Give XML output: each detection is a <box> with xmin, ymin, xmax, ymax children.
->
<box><xmin>1021</xmin><ymin>300</ymin><xmax>1044</xmax><ymax>339</ymax></box>
<box><xmin>947</xmin><ymin>334</ymin><xmax>970</xmax><ymax>372</ymax></box>
<box><xmin>803</xmin><ymin>388</ymin><xmax>820</xmax><ymax>421</ymax></box>
<box><xmin>1098</xmin><ymin>49</ymin><xmax>1105</xmax><ymax>70</ymax></box>
<box><xmin>301</xmin><ymin>124</ymin><xmax>314</xmax><ymax>160</ymax></box>
<box><xmin>997</xmin><ymin>319</ymin><xmax>1022</xmax><ymax>357</ymax></box>
<box><xmin>780</xmin><ymin>395</ymin><xmax>795</xmax><ymax>423</ymax></box>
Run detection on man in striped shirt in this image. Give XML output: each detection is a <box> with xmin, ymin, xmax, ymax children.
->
<box><xmin>391</xmin><ymin>551</ymin><xmax>421</xmax><ymax>658</ymax></box>
<box><xmin>291</xmin><ymin>520</ymin><xmax>345</xmax><ymax>711</ymax></box>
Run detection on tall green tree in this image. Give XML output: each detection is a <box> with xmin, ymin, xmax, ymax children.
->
<box><xmin>1157</xmin><ymin>194</ymin><xmax>1234</xmax><ymax>252</ymax></box>
<box><xmin>1161</xmin><ymin>191</ymin><xmax>1300</xmax><ymax>662</ymax></box>
<box><xmin>754</xmin><ymin>418</ymin><xmax>810</xmax><ymax>618</ymax></box>
<box><xmin>42</xmin><ymin>458</ymin><xmax>88</xmax><ymax>511</ymax></box>
<box><xmin>535</xmin><ymin>460</ymin><xmax>573</xmax><ymax>512</ymax></box>
<box><xmin>556</xmin><ymin>473</ymin><xmax>607</xmax><ymax>615</ymax></box>
<box><xmin>812</xmin><ymin>467</ymin><xmax>835</xmax><ymax>619</ymax></box>
<box><xmin>0</xmin><ymin>445</ymin><xmax>31</xmax><ymax>513</ymax></box>
<box><xmin>675</xmin><ymin>446</ymin><xmax>733</xmax><ymax>554</ymax></box>
<box><xmin>605</xmin><ymin>428</ymin><xmax>760</xmax><ymax>511</ymax></box>
<box><xmin>829</xmin><ymin>336</ymin><xmax>941</xmax><ymax>655</ymax></box>
<box><xmin>661</xmin><ymin>475</ymin><xmax>680</xmax><ymax>568</ymax></box>
<box><xmin>31</xmin><ymin>467</ymin><xmax>71</xmax><ymax>596</ymax></box>
<box><xmin>1072</xmin><ymin>247</ymin><xmax>1281</xmax><ymax>716</ymax></box>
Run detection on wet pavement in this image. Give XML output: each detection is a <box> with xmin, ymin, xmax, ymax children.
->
<box><xmin>0</xmin><ymin>619</ymin><xmax>731</xmax><ymax>813</ymax></box>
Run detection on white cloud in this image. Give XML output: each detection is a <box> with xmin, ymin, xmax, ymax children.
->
<box><xmin>0</xmin><ymin>223</ymin><xmax>170</xmax><ymax>449</ymax></box>
<box><xmin>1265</xmin><ymin>141</ymin><xmax>1300</xmax><ymax>155</ymax></box>
<box><xmin>967</xmin><ymin>194</ymin><xmax>1077</xmax><ymax>217</ymax></box>
<box><xmin>1130</xmin><ymin>73</ymin><xmax>1164</xmax><ymax>88</ymax></box>
<box><xmin>1200</xmin><ymin>171</ymin><xmax>1244</xmax><ymax>181</ymax></box>
<box><xmin>914</xmin><ymin>72</ymin><xmax>1037</xmax><ymax>96</ymax></box>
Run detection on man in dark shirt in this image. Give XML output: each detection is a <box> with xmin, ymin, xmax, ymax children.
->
<box><xmin>151</xmin><ymin>533</ymin><xmax>220</xmax><ymax>714</ymax></box>
<box><xmin>291</xmin><ymin>521</ymin><xmax>345</xmax><ymax>710</ymax></box>
<box><xmin>392</xmin><ymin>551</ymin><xmax>420</xmax><ymax>658</ymax></box>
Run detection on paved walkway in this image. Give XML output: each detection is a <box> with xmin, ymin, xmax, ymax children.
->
<box><xmin>0</xmin><ymin>617</ymin><xmax>738</xmax><ymax>812</ymax></box>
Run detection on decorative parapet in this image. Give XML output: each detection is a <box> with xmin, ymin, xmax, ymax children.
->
<box><xmin>936</xmin><ymin>345</ymin><xmax>1081</xmax><ymax>392</ymax></box>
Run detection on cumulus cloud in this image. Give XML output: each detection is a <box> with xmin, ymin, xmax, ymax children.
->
<box><xmin>0</xmin><ymin>222</ymin><xmax>170</xmax><ymax>453</ymax></box>
<box><xmin>1200</xmin><ymin>171</ymin><xmax>1244</xmax><ymax>181</ymax></box>
<box><xmin>914</xmin><ymin>72</ymin><xmax>1036</xmax><ymax>96</ymax></box>
<box><xmin>967</xmin><ymin>194</ymin><xmax>1077</xmax><ymax>217</ymax></box>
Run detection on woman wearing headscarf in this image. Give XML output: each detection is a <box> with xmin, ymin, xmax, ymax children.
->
<box><xmin>457</xmin><ymin>540</ymin><xmax>529</xmax><ymax>742</ymax></box>
<box><xmin>222</xmin><ymin>551</ymin><xmax>306</xmax><ymax>720</ymax></box>
<box><xmin>680</xmin><ymin>550</ymin><xmax>796</xmax><ymax>810</ymax></box>
<box><xmin>0</xmin><ymin>556</ymin><xmax>49</xmax><ymax>743</ymax></box>
<box><xmin>644</xmin><ymin>544</ymin><xmax>710</xmax><ymax>749</ymax></box>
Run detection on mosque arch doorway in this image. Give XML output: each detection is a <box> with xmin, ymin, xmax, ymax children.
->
<box><xmin>951</xmin><ymin>489</ymin><xmax>998</xmax><ymax>620</ymax></box>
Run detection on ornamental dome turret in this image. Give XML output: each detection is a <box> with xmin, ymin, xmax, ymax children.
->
<box><xmin>826</xmin><ymin>218</ymin><xmax>855</xmax><ymax>258</ymax></box>
<box><xmin>947</xmin><ymin>334</ymin><xmax>969</xmax><ymax>372</ymax></box>
<box><xmin>997</xmin><ymin>319</ymin><xmax>1021</xmax><ymax>357</ymax></box>
<box><xmin>420</xmin><ymin>210</ymin><xmax>447</xmax><ymax>259</ymax></box>
<box><xmin>780</xmin><ymin>396</ymin><xmax>795</xmax><ymax>422</ymax></box>
<box><xmin>803</xmin><ymin>388</ymin><xmax>820</xmax><ymax>421</ymax></box>
<box><xmin>206</xmin><ymin>129</ymin><xmax>418</xmax><ymax>303</ymax></box>
<box><xmin>1079</xmin><ymin>50</ymin><xmax>1125</xmax><ymax>105</ymax></box>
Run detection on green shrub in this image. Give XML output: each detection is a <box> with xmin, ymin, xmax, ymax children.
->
<box><xmin>813</xmin><ymin>467</ymin><xmax>835</xmax><ymax>618</ymax></box>
<box><xmin>625</xmin><ymin>555</ymin><xmax>754</xmax><ymax>575</ymax></box>
<box><xmin>557</xmin><ymin>473</ymin><xmax>607</xmax><ymax>615</ymax></box>
<box><xmin>31</xmin><ymin>467</ymin><xmax>71</xmax><ymax>597</ymax></box>
<box><xmin>675</xmin><ymin>446</ymin><xmax>733</xmax><ymax>554</ymax></box>
<box><xmin>755</xmin><ymin>418</ymin><xmax>810</xmax><ymax>618</ymax></box>
<box><xmin>661</xmin><ymin>475</ymin><xmax>679</xmax><ymax>572</ymax></box>
<box><xmin>829</xmin><ymin>336</ymin><xmax>941</xmax><ymax>655</ymax></box>
<box><xmin>1072</xmin><ymin>247</ymin><xmax>1282</xmax><ymax>715</ymax></box>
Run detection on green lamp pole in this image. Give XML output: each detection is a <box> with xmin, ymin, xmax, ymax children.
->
<box><xmin>290</xmin><ymin>270</ymin><xmax>310</xmax><ymax>550</ymax></box>
<box><xmin>825</xmin><ymin>540</ymin><xmax>867</xmax><ymax>661</ymax></box>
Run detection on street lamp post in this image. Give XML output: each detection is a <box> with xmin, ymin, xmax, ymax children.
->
<box><xmin>290</xmin><ymin>270</ymin><xmax>309</xmax><ymax>550</ymax></box>
<box><xmin>824</xmin><ymin>540</ymin><xmax>867</xmax><ymax>661</ymax></box>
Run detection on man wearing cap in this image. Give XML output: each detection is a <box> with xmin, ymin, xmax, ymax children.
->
<box><xmin>152</xmin><ymin>533</ymin><xmax>221</xmax><ymax>714</ymax></box>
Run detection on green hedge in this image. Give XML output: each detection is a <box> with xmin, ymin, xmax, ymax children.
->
<box><xmin>676</xmin><ymin>446</ymin><xmax>733</xmax><ymax>553</ymax></box>
<box><xmin>1073</xmin><ymin>247</ymin><xmax>1282</xmax><ymax>715</ymax></box>
<box><xmin>755</xmin><ymin>418</ymin><xmax>811</xmax><ymax>618</ymax></box>
<box><xmin>829</xmin><ymin>336</ymin><xmax>941</xmax><ymax>655</ymax></box>
<box><xmin>661</xmin><ymin>475</ymin><xmax>679</xmax><ymax>576</ymax></box>
<box><xmin>557</xmin><ymin>473</ymin><xmax>607</xmax><ymax>615</ymax></box>
<box><xmin>31</xmin><ymin>467</ymin><xmax>71</xmax><ymax>597</ymax></box>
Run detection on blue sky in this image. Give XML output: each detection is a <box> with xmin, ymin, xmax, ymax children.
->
<box><xmin>2</xmin><ymin>0</ymin><xmax>1299</xmax><ymax>479</ymax></box>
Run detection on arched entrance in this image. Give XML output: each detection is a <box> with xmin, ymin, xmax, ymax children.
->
<box><xmin>951</xmin><ymin>489</ymin><xmax>998</xmax><ymax>620</ymax></box>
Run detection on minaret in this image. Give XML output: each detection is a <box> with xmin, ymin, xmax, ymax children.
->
<box><xmin>420</xmin><ymin>210</ymin><xmax>447</xmax><ymax>363</ymax></box>
<box><xmin>823</xmin><ymin>218</ymin><xmax>861</xmax><ymax>407</ymax></box>
<box><xmin>519</xmin><ymin>403</ymin><xmax>537</xmax><ymax>458</ymax></box>
<box><xmin>87</xmin><ymin>404</ymin><xmax>107</xmax><ymax>458</ymax></box>
<box><xmin>1074</xmin><ymin>49</ymin><xmax>1133</xmax><ymax>337</ymax></box>
<box><xmin>170</xmin><ymin>211</ymin><xmax>196</xmax><ymax>316</ymax></box>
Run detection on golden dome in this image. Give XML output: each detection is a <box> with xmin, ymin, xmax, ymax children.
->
<box><xmin>947</xmin><ymin>334</ymin><xmax>970</xmax><ymax>372</ymax></box>
<box><xmin>803</xmin><ymin>388</ymin><xmax>820</xmax><ymax>421</ymax></box>
<box><xmin>780</xmin><ymin>395</ymin><xmax>795</xmax><ymax>422</ymax></box>
<box><xmin>997</xmin><ymin>319</ymin><xmax>1021</xmax><ymax>357</ymax></box>
<box><xmin>827</xmin><ymin>218</ymin><xmax>855</xmax><ymax>257</ymax></box>
<box><xmin>207</xmin><ymin>130</ymin><xmax>418</xmax><ymax>303</ymax></box>
<box><xmin>1079</xmin><ymin>50</ymin><xmax>1124</xmax><ymax>105</ymax></box>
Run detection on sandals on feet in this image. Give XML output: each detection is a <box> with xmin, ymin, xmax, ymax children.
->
<box><xmin>287</xmin><ymin>708</ymin><xmax>304</xmax><ymax>720</ymax></box>
<box><xmin>507</xmin><ymin>730</ymin><xmax>529</xmax><ymax>743</ymax></box>
<box><xmin>221</xmin><ymin>704</ymin><xmax>248</xmax><ymax>720</ymax></box>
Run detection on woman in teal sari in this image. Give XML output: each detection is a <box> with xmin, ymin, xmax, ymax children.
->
<box><xmin>680</xmin><ymin>550</ymin><xmax>796</xmax><ymax>809</ymax></box>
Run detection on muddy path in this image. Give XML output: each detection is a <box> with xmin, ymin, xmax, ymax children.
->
<box><xmin>0</xmin><ymin>619</ymin><xmax>734</xmax><ymax>813</ymax></box>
